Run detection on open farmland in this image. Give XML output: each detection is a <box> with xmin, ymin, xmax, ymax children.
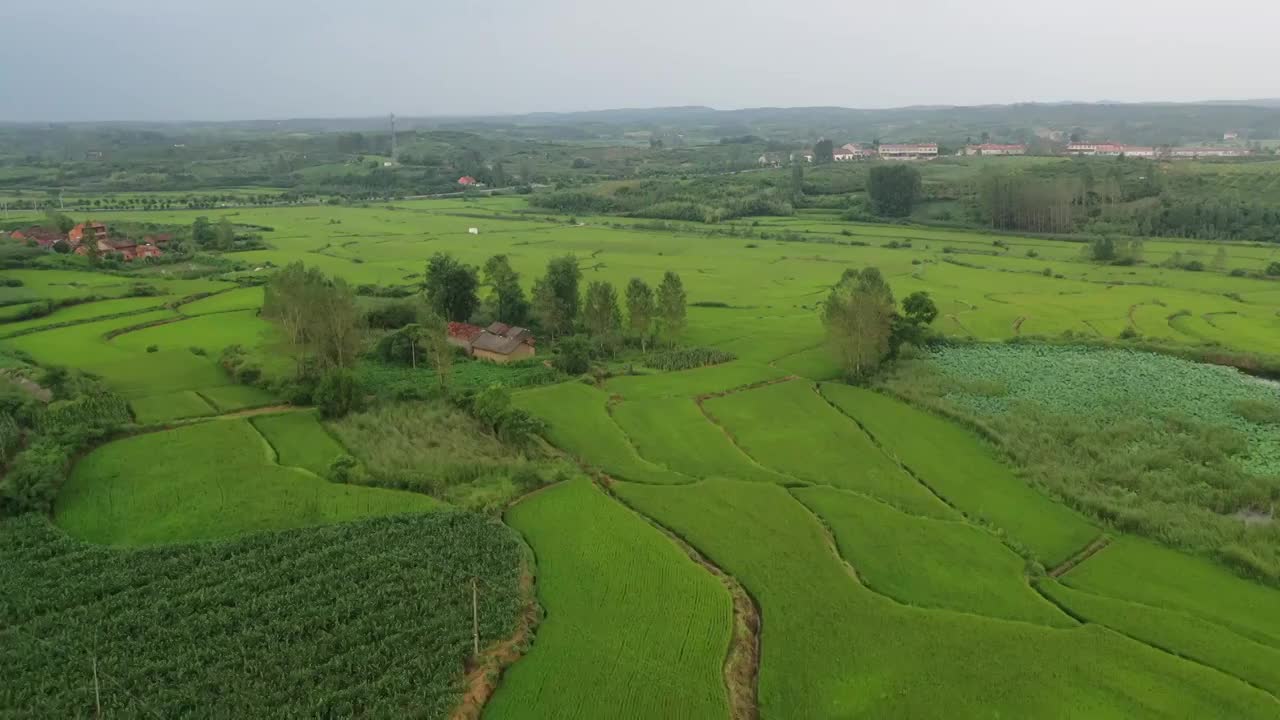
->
<box><xmin>487</xmin><ymin>479</ymin><xmax>733</xmax><ymax>719</ymax></box>
<box><xmin>702</xmin><ymin>379</ymin><xmax>955</xmax><ymax>518</ymax></box>
<box><xmin>54</xmin><ymin>418</ymin><xmax>441</xmax><ymax>545</ymax></box>
<box><xmin>6</xmin><ymin>194</ymin><xmax>1280</xmax><ymax>717</ymax></box>
<box><xmin>616</xmin><ymin>479</ymin><xmax>1278</xmax><ymax>718</ymax></box>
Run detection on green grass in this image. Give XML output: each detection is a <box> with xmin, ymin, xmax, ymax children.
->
<box><xmin>129</xmin><ymin>390</ymin><xmax>217</xmax><ymax>424</ymax></box>
<box><xmin>1040</xmin><ymin>579</ymin><xmax>1280</xmax><ymax>697</ymax></box>
<box><xmin>794</xmin><ymin>485</ymin><xmax>1072</xmax><ymax>626</ymax></box>
<box><xmin>198</xmin><ymin>383</ymin><xmax>278</xmax><ymax>411</ymax></box>
<box><xmin>615</xmin><ymin>478</ymin><xmax>1279</xmax><ymax>718</ymax></box>
<box><xmin>703</xmin><ymin>380</ymin><xmax>955</xmax><ymax>518</ymax></box>
<box><xmin>2</xmin><ymin>511</ymin><xmax>521</xmax><ymax>718</ymax></box>
<box><xmin>819</xmin><ymin>383</ymin><xmax>1098</xmax><ymax>566</ymax></box>
<box><xmin>251</xmin><ymin>411</ymin><xmax>347</xmax><ymax>477</ymax></box>
<box><xmin>605</xmin><ymin>360</ymin><xmax>786</xmax><ymax>399</ymax></box>
<box><xmin>610</xmin><ymin>397</ymin><xmax>788</xmax><ymax>482</ymax></box>
<box><xmin>513</xmin><ymin>382</ymin><xmax>690</xmax><ymax>484</ymax></box>
<box><xmin>54</xmin><ymin>419</ymin><xmax>441</xmax><ymax>545</ymax></box>
<box><xmin>1062</xmin><ymin>538</ymin><xmax>1280</xmax><ymax>650</ymax></box>
<box><xmin>486</xmin><ymin>478</ymin><xmax>732</xmax><ymax>719</ymax></box>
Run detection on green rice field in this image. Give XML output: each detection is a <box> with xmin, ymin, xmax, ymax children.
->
<box><xmin>53</xmin><ymin>418</ymin><xmax>440</xmax><ymax>545</ymax></box>
<box><xmin>487</xmin><ymin>479</ymin><xmax>732</xmax><ymax>719</ymax></box>
<box><xmin>7</xmin><ymin>195</ymin><xmax>1280</xmax><ymax>717</ymax></box>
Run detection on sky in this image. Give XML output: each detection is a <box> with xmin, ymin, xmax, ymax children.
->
<box><xmin>3</xmin><ymin>0</ymin><xmax>1279</xmax><ymax>122</ymax></box>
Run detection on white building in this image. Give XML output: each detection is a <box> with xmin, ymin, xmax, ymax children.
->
<box><xmin>878</xmin><ymin>143</ymin><xmax>939</xmax><ymax>160</ymax></box>
<box><xmin>962</xmin><ymin>144</ymin><xmax>1027</xmax><ymax>156</ymax></box>
<box><xmin>1065</xmin><ymin>142</ymin><xmax>1155</xmax><ymax>157</ymax></box>
<box><xmin>1169</xmin><ymin>147</ymin><xmax>1251</xmax><ymax>159</ymax></box>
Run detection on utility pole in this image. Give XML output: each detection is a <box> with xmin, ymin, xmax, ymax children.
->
<box><xmin>92</xmin><ymin>656</ymin><xmax>102</xmax><ymax>718</ymax></box>
<box><xmin>471</xmin><ymin>577</ymin><xmax>479</xmax><ymax>658</ymax></box>
<box><xmin>390</xmin><ymin>113</ymin><xmax>398</xmax><ymax>164</ymax></box>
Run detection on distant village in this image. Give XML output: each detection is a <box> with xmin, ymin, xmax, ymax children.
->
<box><xmin>7</xmin><ymin>220</ymin><xmax>168</xmax><ymax>261</ymax></box>
<box><xmin>765</xmin><ymin>133</ymin><xmax>1257</xmax><ymax>166</ymax></box>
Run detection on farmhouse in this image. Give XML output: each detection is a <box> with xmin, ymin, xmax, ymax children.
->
<box><xmin>962</xmin><ymin>144</ymin><xmax>1027</xmax><ymax>156</ymax></box>
<box><xmin>458</xmin><ymin>176</ymin><xmax>478</xmax><ymax>187</ymax></box>
<box><xmin>471</xmin><ymin>322</ymin><xmax>535</xmax><ymax>363</ymax></box>
<box><xmin>878</xmin><ymin>143</ymin><xmax>938</xmax><ymax>160</ymax></box>
<box><xmin>446</xmin><ymin>321</ymin><xmax>535</xmax><ymax>363</ymax></box>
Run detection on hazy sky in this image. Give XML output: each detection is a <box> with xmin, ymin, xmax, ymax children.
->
<box><xmin>4</xmin><ymin>0</ymin><xmax>1279</xmax><ymax>122</ymax></box>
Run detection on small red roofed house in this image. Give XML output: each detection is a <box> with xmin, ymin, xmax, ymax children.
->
<box><xmin>458</xmin><ymin>176</ymin><xmax>478</xmax><ymax>187</ymax></box>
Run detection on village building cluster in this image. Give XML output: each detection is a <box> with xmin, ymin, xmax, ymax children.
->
<box><xmin>764</xmin><ymin>135</ymin><xmax>1254</xmax><ymax>166</ymax></box>
<box><xmin>7</xmin><ymin>221</ymin><xmax>167</xmax><ymax>261</ymax></box>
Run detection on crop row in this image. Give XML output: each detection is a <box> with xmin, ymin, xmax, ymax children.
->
<box><xmin>1</xmin><ymin>511</ymin><xmax>522</xmax><ymax>718</ymax></box>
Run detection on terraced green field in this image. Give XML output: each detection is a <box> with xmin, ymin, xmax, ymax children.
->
<box><xmin>794</xmin><ymin>486</ymin><xmax>1071</xmax><ymax>626</ymax></box>
<box><xmin>487</xmin><ymin>479</ymin><xmax>732</xmax><ymax>719</ymax></box>
<box><xmin>129</xmin><ymin>389</ymin><xmax>217</xmax><ymax>424</ymax></box>
<box><xmin>252</xmin><ymin>411</ymin><xmax>347</xmax><ymax>477</ymax></box>
<box><xmin>1061</xmin><ymin>538</ymin><xmax>1280</xmax><ymax>650</ymax></box>
<box><xmin>610</xmin><ymin>397</ymin><xmax>788</xmax><ymax>482</ymax></box>
<box><xmin>703</xmin><ymin>380</ymin><xmax>955</xmax><ymax>518</ymax></box>
<box><xmin>513</xmin><ymin>382</ymin><xmax>689</xmax><ymax>484</ymax></box>
<box><xmin>818</xmin><ymin>383</ymin><xmax>1097</xmax><ymax>566</ymax></box>
<box><xmin>54</xmin><ymin>418</ymin><xmax>440</xmax><ymax>545</ymax></box>
<box><xmin>1040</xmin><ymin>580</ymin><xmax>1280</xmax><ymax>696</ymax></box>
<box><xmin>198</xmin><ymin>383</ymin><xmax>278</xmax><ymax>412</ymax></box>
<box><xmin>616</xmin><ymin>479</ymin><xmax>1277</xmax><ymax>718</ymax></box>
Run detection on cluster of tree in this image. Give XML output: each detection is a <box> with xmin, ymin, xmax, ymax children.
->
<box><xmin>1087</xmin><ymin>236</ymin><xmax>1145</xmax><ymax>265</ymax></box>
<box><xmin>420</xmin><ymin>252</ymin><xmax>687</xmax><ymax>352</ymax></box>
<box><xmin>261</xmin><ymin>263</ymin><xmax>370</xmax><ymax>416</ymax></box>
<box><xmin>867</xmin><ymin>165</ymin><xmax>922</xmax><ymax>217</ymax></box>
<box><xmin>0</xmin><ymin>370</ymin><xmax>131</xmax><ymax>516</ymax></box>
<box><xmin>822</xmin><ymin>267</ymin><xmax>938</xmax><ymax>379</ymax></box>
<box><xmin>530</xmin><ymin>181</ymin><xmax>795</xmax><ymax>224</ymax></box>
<box><xmin>978</xmin><ymin>172</ymin><xmax>1078</xmax><ymax>234</ymax></box>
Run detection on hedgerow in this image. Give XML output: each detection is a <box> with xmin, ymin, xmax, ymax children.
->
<box><xmin>644</xmin><ymin>346</ymin><xmax>736</xmax><ymax>371</ymax></box>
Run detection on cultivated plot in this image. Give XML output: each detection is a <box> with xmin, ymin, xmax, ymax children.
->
<box><xmin>487</xmin><ymin>479</ymin><xmax>732</xmax><ymax>719</ymax></box>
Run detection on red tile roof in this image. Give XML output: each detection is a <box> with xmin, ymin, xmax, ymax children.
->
<box><xmin>447</xmin><ymin>322</ymin><xmax>484</xmax><ymax>341</ymax></box>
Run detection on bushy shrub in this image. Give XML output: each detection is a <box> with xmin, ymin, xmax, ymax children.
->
<box><xmin>328</xmin><ymin>454</ymin><xmax>361</xmax><ymax>484</ymax></box>
<box><xmin>315</xmin><ymin>368</ymin><xmax>361</xmax><ymax>419</ymax></box>
<box><xmin>552</xmin><ymin>336</ymin><xmax>591</xmax><ymax>375</ymax></box>
<box><xmin>0</xmin><ymin>441</ymin><xmax>70</xmax><ymax>515</ymax></box>
<box><xmin>146</xmin><ymin>344</ymin><xmax>159</xmax><ymax>353</ymax></box>
<box><xmin>364</xmin><ymin>300</ymin><xmax>420</xmax><ymax>329</ymax></box>
<box><xmin>189</xmin><ymin>346</ymin><xmax>207</xmax><ymax>356</ymax></box>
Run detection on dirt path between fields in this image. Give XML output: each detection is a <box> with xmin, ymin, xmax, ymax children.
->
<box><xmin>602</xmin><ymin>481</ymin><xmax>761</xmax><ymax>720</ymax></box>
<box><xmin>449</xmin><ymin>557</ymin><xmax>538</xmax><ymax>720</ymax></box>
<box><xmin>1048</xmin><ymin>535</ymin><xmax>1112</xmax><ymax>578</ymax></box>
